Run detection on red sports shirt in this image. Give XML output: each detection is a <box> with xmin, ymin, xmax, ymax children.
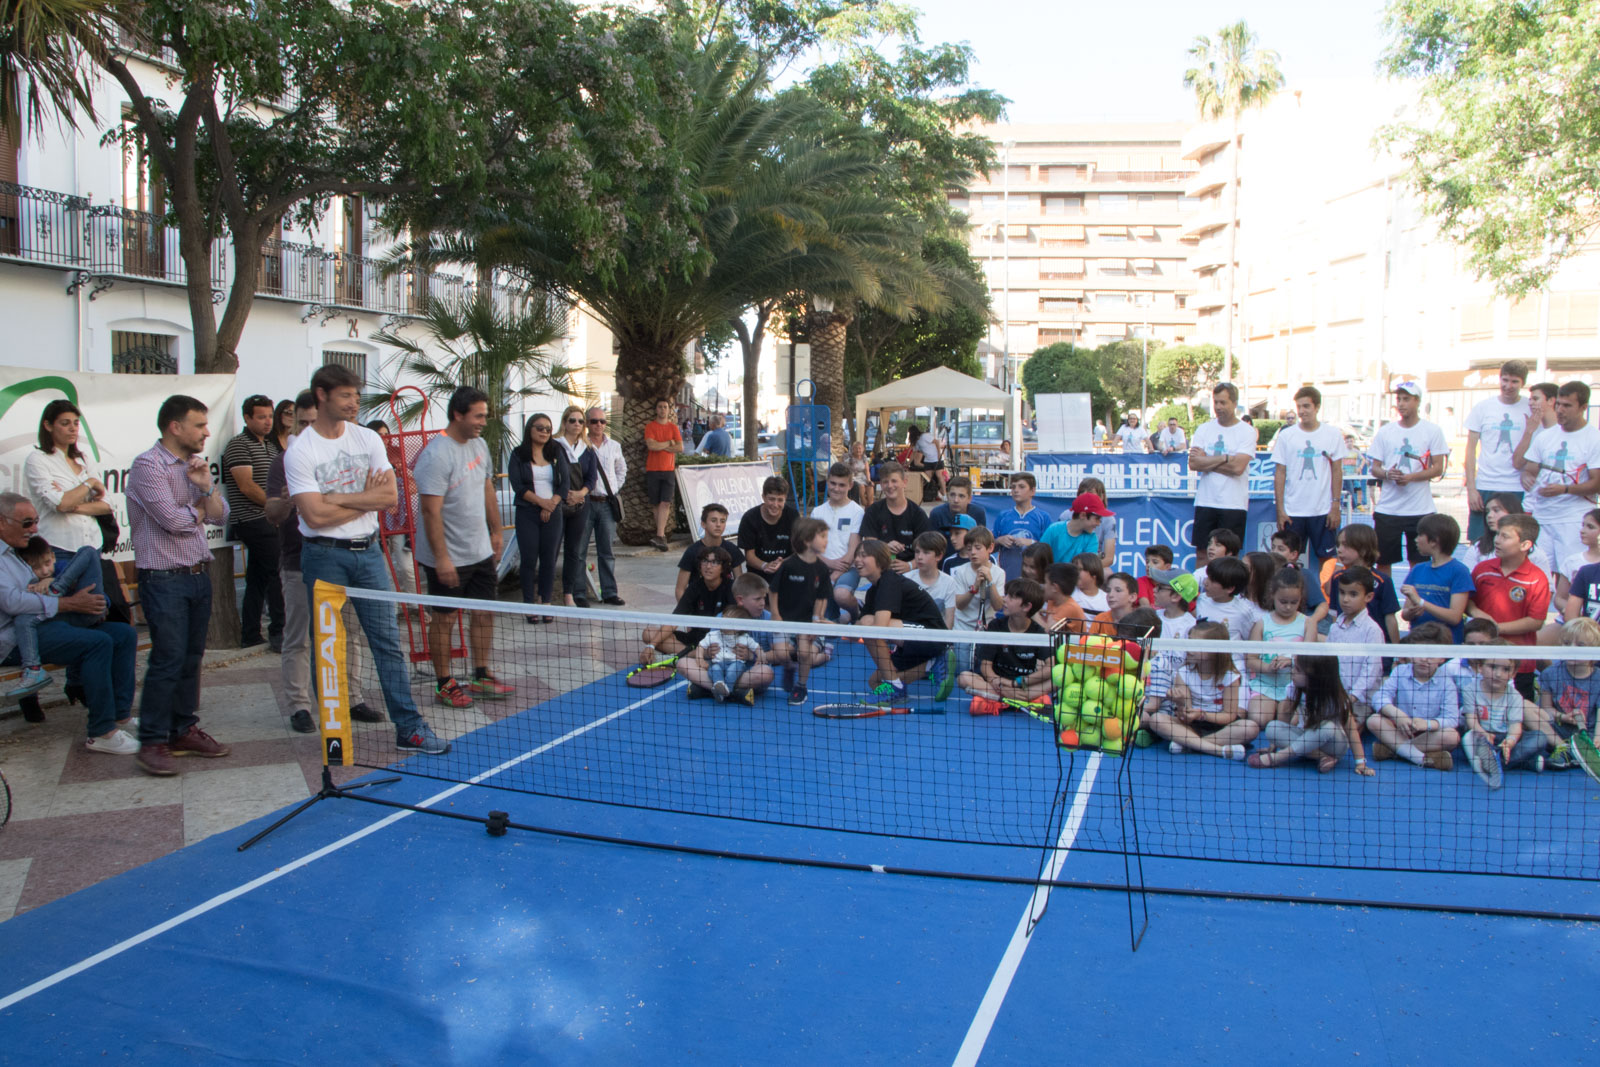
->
<box><xmin>1469</xmin><ymin>557</ymin><xmax>1551</xmax><ymax>674</ymax></box>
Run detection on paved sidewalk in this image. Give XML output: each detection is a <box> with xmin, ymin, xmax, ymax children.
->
<box><xmin>0</xmin><ymin>543</ymin><xmax>688</xmax><ymax>922</ymax></box>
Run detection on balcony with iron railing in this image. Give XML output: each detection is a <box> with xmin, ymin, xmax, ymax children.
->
<box><xmin>0</xmin><ymin>180</ymin><xmax>527</xmax><ymax>317</ymax></box>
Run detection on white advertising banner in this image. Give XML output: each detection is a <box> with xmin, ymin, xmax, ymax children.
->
<box><xmin>0</xmin><ymin>368</ymin><xmax>238</xmax><ymax>560</ymax></box>
<box><xmin>675</xmin><ymin>462</ymin><xmax>775</xmax><ymax>542</ymax></box>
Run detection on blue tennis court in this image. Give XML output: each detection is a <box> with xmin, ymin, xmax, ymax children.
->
<box><xmin>1</xmin><ymin>640</ymin><xmax>1597</xmax><ymax>1063</ymax></box>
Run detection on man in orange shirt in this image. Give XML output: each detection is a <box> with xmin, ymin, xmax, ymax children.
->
<box><xmin>644</xmin><ymin>399</ymin><xmax>683</xmax><ymax>551</ymax></box>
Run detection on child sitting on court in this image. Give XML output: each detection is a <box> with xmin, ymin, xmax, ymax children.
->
<box><xmin>1136</xmin><ymin>544</ymin><xmax>1174</xmax><ymax>607</ymax></box>
<box><xmin>941</xmin><ymin>514</ymin><xmax>976</xmax><ymax>572</ymax></box>
<box><xmin>1150</xmin><ymin>569</ymin><xmax>1198</xmax><ymax>641</ymax></box>
<box><xmin>959</xmin><ymin>578</ymin><xmax>1051</xmax><ymax>706</ymax></box>
<box><xmin>693</xmin><ymin>607</ymin><xmax>763</xmax><ymax>702</ymax></box>
<box><xmin>1040</xmin><ymin>562</ymin><xmax>1087</xmax><ymax>632</ymax></box>
<box><xmin>1316</xmin><ymin>524</ymin><xmax>1399</xmax><ymax>640</ymax></box>
<box><xmin>677</xmin><ymin>571</ymin><xmax>775</xmax><ymax>701</ymax></box>
<box><xmin>1268</xmin><ymin>528</ymin><xmax>1324</xmax><ymax>617</ymax></box>
<box><xmin>1366</xmin><ymin>621</ymin><xmax>1461</xmax><ymax>770</ymax></box>
<box><xmin>951</xmin><ymin>526</ymin><xmax>1005</xmax><ymax>631</ymax></box>
<box><xmin>675</xmin><ymin>503</ymin><xmax>739</xmax><ymax>599</ymax></box>
<box><xmin>1194</xmin><ymin>556</ymin><xmax>1260</xmax><ymax>643</ymax></box>
<box><xmin>5</xmin><ymin>537</ymin><xmax>105</xmax><ymax>699</ymax></box>
<box><xmin>1089</xmin><ymin>572</ymin><xmax>1138</xmax><ymax>636</ymax></box>
<box><xmin>1144</xmin><ymin>620</ymin><xmax>1256</xmax><ymax>760</ymax></box>
<box><xmin>1459</xmin><ymin>639</ymin><xmax>1548</xmax><ymax>776</ymax></box>
<box><xmin>1243</xmin><ymin>568</ymin><xmax>1315</xmax><ymax>730</ymax></box>
<box><xmin>1322</xmin><ymin>565</ymin><xmax>1386</xmax><ymax>713</ymax></box>
<box><xmin>1532</xmin><ymin>617</ymin><xmax>1600</xmax><ymax>768</ymax></box>
<box><xmin>1197</xmin><ymin>528</ymin><xmax>1241</xmax><ymax>573</ymax></box>
<box><xmin>907</xmin><ymin>531</ymin><xmax>959</xmax><ymax>629</ymax></box>
<box><xmin>1072</xmin><ymin>551</ymin><xmax>1108</xmax><ymax>614</ymax></box>
<box><xmin>770</xmin><ymin>517</ymin><xmax>835</xmax><ymax>705</ymax></box>
<box><xmin>1247</xmin><ymin>652</ymin><xmax>1373</xmax><ymax>775</ymax></box>
<box><xmin>1445</xmin><ymin>618</ymin><xmax>1499</xmax><ymax>688</ymax></box>
<box><xmin>1399</xmin><ymin>513</ymin><xmax>1473</xmax><ymax>642</ymax></box>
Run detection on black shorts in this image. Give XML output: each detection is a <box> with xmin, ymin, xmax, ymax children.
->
<box><xmin>1192</xmin><ymin>506</ymin><xmax>1248</xmax><ymax>554</ymax></box>
<box><xmin>1373</xmin><ymin>512</ymin><xmax>1424</xmax><ymax>566</ymax></box>
<box><xmin>890</xmin><ymin>626</ymin><xmax>942</xmax><ymax>672</ymax></box>
<box><xmin>420</xmin><ymin>557</ymin><xmax>496</xmax><ymax>610</ymax></box>
<box><xmin>647</xmin><ymin>470</ymin><xmax>677</xmax><ymax>507</ymax></box>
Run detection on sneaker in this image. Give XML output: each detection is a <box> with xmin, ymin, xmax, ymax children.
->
<box><xmin>169</xmin><ymin>726</ymin><xmax>231</xmax><ymax>758</ymax></box>
<box><xmin>467</xmin><ymin>674</ymin><xmax>516</xmax><ymax>700</ymax></box>
<box><xmin>968</xmin><ymin>696</ymin><xmax>1001</xmax><ymax>717</ymax></box>
<box><xmin>1535</xmin><ymin>755</ymin><xmax>1546</xmax><ymax>773</ymax></box>
<box><xmin>686</xmin><ymin>683</ymin><xmax>713</xmax><ymax>700</ymax></box>
<box><xmin>268</xmin><ymin>635</ymin><xmax>283</xmax><ymax>654</ymax></box>
<box><xmin>1169</xmin><ymin>741</ymin><xmax>1185</xmax><ymax>755</ymax></box>
<box><xmin>934</xmin><ymin>649</ymin><xmax>958</xmax><ymax>701</ymax></box>
<box><xmin>788</xmin><ymin>684</ymin><xmax>808</xmax><ymax>706</ymax></box>
<box><xmin>84</xmin><ymin>730</ymin><xmax>138</xmax><ymax>756</ymax></box>
<box><xmin>603</xmin><ymin>595</ymin><xmax>626</xmax><ymax>606</ymax></box>
<box><xmin>6</xmin><ymin>666</ymin><xmax>51</xmax><ymax>699</ymax></box>
<box><xmin>739</xmin><ymin>687</ymin><xmax>756</xmax><ymax>706</ymax></box>
<box><xmin>239</xmin><ymin>636</ymin><xmax>266</xmax><ymax>650</ymax></box>
<box><xmin>871</xmin><ymin>679</ymin><xmax>906</xmax><ymax>701</ymax></box>
<box><xmin>349</xmin><ymin>702</ymin><xmax>384</xmax><ymax>723</ymax></box>
<box><xmin>1372</xmin><ymin>742</ymin><xmax>1395</xmax><ymax>762</ymax></box>
<box><xmin>712</xmin><ymin>680</ymin><xmax>730</xmax><ymax>702</ymax></box>
<box><xmin>434</xmin><ymin>679</ymin><xmax>474</xmax><ymax>709</ymax></box>
<box><xmin>396</xmin><ymin>723</ymin><xmax>450</xmax><ymax>755</ymax></box>
<box><xmin>290</xmin><ymin>709</ymin><xmax>316</xmax><ymax>734</ymax></box>
<box><xmin>136</xmin><ymin>743</ymin><xmax>179</xmax><ymax>777</ymax></box>
<box><xmin>1546</xmin><ymin>743</ymin><xmax>1575</xmax><ymax>770</ymax></box>
<box><xmin>1221</xmin><ymin>744</ymin><xmax>1247</xmax><ymax>761</ymax></box>
<box><xmin>650</xmin><ymin>535</ymin><xmax>669</xmax><ymax>551</ymax></box>
<box><xmin>1425</xmin><ymin>749</ymin><xmax>1454</xmax><ymax>771</ymax></box>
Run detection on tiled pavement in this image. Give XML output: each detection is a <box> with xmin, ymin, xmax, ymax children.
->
<box><xmin>0</xmin><ymin>543</ymin><xmax>687</xmax><ymax>922</ymax></box>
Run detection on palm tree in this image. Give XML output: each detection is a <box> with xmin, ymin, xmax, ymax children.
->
<box><xmin>1184</xmin><ymin>20</ymin><xmax>1284</xmax><ymax>383</ymax></box>
<box><xmin>396</xmin><ymin>39</ymin><xmax>911</xmax><ymax>540</ymax></box>
<box><xmin>364</xmin><ymin>287</ymin><xmax>577</xmax><ymax>467</ymax></box>
<box><xmin>0</xmin><ymin>0</ymin><xmax>113</xmax><ymax>134</ymax></box>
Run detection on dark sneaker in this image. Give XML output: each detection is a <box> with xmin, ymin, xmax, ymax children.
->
<box><xmin>788</xmin><ymin>684</ymin><xmax>808</xmax><ymax>706</ymax></box>
<box><xmin>739</xmin><ymin>687</ymin><xmax>756</xmax><ymax>706</ymax></box>
<box><xmin>239</xmin><ymin>636</ymin><xmax>266</xmax><ymax>650</ymax></box>
<box><xmin>650</xmin><ymin>535</ymin><xmax>669</xmax><ymax>551</ymax></box>
<box><xmin>571</xmin><ymin>596</ymin><xmax>591</xmax><ymax>608</ymax></box>
<box><xmin>603</xmin><ymin>595</ymin><xmax>626</xmax><ymax>606</ymax></box>
<box><xmin>1425</xmin><ymin>749</ymin><xmax>1454</xmax><ymax>771</ymax></box>
<box><xmin>396</xmin><ymin>724</ymin><xmax>450</xmax><ymax>755</ymax></box>
<box><xmin>349</xmin><ymin>702</ymin><xmax>384</xmax><ymax>723</ymax></box>
<box><xmin>686</xmin><ymin>684</ymin><xmax>713</xmax><ymax>700</ymax></box>
<box><xmin>290</xmin><ymin>709</ymin><xmax>315</xmax><ymax>734</ymax></box>
<box><xmin>268</xmin><ymin>635</ymin><xmax>283</xmax><ymax>654</ymax></box>
<box><xmin>1371</xmin><ymin>742</ymin><xmax>1395</xmax><ymax>762</ymax></box>
<box><xmin>137</xmin><ymin>743</ymin><xmax>179</xmax><ymax>777</ymax></box>
<box><xmin>169</xmin><ymin>726</ymin><xmax>231</xmax><ymax>758</ymax></box>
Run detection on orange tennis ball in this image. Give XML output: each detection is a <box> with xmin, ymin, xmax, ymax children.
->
<box><xmin>1102</xmin><ymin>717</ymin><xmax>1123</xmax><ymax>741</ymax></box>
<box><xmin>1057</xmin><ymin>728</ymin><xmax>1079</xmax><ymax>747</ymax></box>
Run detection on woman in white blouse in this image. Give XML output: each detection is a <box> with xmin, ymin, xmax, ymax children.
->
<box><xmin>25</xmin><ymin>400</ymin><xmax>113</xmax><ymax>559</ymax></box>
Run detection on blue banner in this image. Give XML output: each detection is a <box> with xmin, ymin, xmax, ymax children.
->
<box><xmin>1026</xmin><ymin>451</ymin><xmax>1282</xmax><ymax>497</ymax></box>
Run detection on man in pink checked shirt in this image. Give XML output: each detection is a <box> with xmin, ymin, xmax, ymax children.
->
<box><xmin>124</xmin><ymin>395</ymin><xmax>232</xmax><ymax>778</ymax></box>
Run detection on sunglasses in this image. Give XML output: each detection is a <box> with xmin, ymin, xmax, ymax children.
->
<box><xmin>533</xmin><ymin>424</ymin><xmax>552</xmax><ymax>432</ymax></box>
<box><xmin>3</xmin><ymin>515</ymin><xmax>38</xmax><ymax>529</ymax></box>
<box><xmin>564</xmin><ymin>416</ymin><xmax>583</xmax><ymax>424</ymax></box>
<box><xmin>589</xmin><ymin>418</ymin><xmax>607</xmax><ymax>425</ymax></box>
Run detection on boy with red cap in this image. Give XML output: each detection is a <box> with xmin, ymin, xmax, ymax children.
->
<box><xmin>1042</xmin><ymin>492</ymin><xmax>1114</xmax><ymax>564</ymax></box>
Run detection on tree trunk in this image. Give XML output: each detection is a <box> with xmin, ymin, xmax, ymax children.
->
<box><xmin>206</xmin><ymin>551</ymin><xmax>241</xmax><ymax>648</ymax></box>
<box><xmin>614</xmin><ymin>338</ymin><xmax>686</xmax><ymax>544</ymax></box>
<box><xmin>806</xmin><ymin>308</ymin><xmax>852</xmax><ymax>459</ymax></box>
<box><xmin>731</xmin><ymin>302</ymin><xmax>772</xmax><ymax>461</ymax></box>
<box><xmin>1222</xmin><ymin>113</ymin><xmax>1241</xmax><ymax>384</ymax></box>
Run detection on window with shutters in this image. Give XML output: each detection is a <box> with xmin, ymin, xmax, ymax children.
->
<box><xmin>112</xmin><ymin>331</ymin><xmax>177</xmax><ymax>374</ymax></box>
<box><xmin>323</xmin><ymin>348</ymin><xmax>367</xmax><ymax>384</ymax></box>
<box><xmin>0</xmin><ymin>99</ymin><xmax>17</xmax><ymax>255</ymax></box>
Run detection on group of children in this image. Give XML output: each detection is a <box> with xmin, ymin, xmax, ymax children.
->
<box><xmin>639</xmin><ymin>466</ymin><xmax>1598</xmax><ymax>786</ymax></box>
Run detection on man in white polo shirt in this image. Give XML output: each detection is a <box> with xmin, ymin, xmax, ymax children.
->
<box><xmin>1366</xmin><ymin>380</ymin><xmax>1448</xmax><ymax>567</ymax></box>
<box><xmin>1188</xmin><ymin>382</ymin><xmax>1258</xmax><ymax>553</ymax></box>
<box><xmin>1463</xmin><ymin>359</ymin><xmax>1531</xmax><ymax>543</ymax></box>
<box><xmin>1271</xmin><ymin>385</ymin><xmax>1347</xmax><ymax>562</ymax></box>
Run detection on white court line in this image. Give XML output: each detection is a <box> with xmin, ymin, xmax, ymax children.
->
<box><xmin>952</xmin><ymin>752</ymin><xmax>1103</xmax><ymax>1067</ymax></box>
<box><xmin>0</xmin><ymin>682</ymin><xmax>684</xmax><ymax>1012</ymax></box>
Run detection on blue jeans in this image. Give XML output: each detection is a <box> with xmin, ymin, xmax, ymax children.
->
<box><xmin>708</xmin><ymin>657</ymin><xmax>749</xmax><ymax>690</ymax></box>
<box><xmin>514</xmin><ymin>506</ymin><xmax>563</xmax><ymax>604</ymax></box>
<box><xmin>137</xmin><ymin>569</ymin><xmax>211</xmax><ymax>744</ymax></box>
<box><xmin>578</xmin><ymin>499</ymin><xmax>619</xmax><ymax>599</ymax></box>
<box><xmin>299</xmin><ymin>539</ymin><xmax>421</xmax><ymax>734</ymax></box>
<box><xmin>3</xmin><ymin>617</ymin><xmax>135</xmax><ymax>737</ymax></box>
<box><xmin>14</xmin><ymin>546</ymin><xmax>101</xmax><ymax>668</ymax></box>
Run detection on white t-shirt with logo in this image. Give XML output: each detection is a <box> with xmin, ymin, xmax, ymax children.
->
<box><xmin>1367</xmin><ymin>419</ymin><xmax>1450</xmax><ymax>517</ymax></box>
<box><xmin>1524</xmin><ymin>422</ymin><xmax>1559</xmax><ymax>523</ymax></box>
<box><xmin>1525</xmin><ymin>424</ymin><xmax>1600</xmax><ymax>526</ymax></box>
<box><xmin>1191</xmin><ymin>419</ymin><xmax>1259</xmax><ymax>511</ymax></box>
<box><xmin>1156</xmin><ymin>426</ymin><xmax>1187</xmax><ymax>452</ymax></box>
<box><xmin>285</xmin><ymin>422</ymin><xmax>392</xmax><ymax>540</ymax></box>
<box><xmin>1465</xmin><ymin>396</ymin><xmax>1531</xmax><ymax>492</ymax></box>
<box><xmin>1117</xmin><ymin>423</ymin><xmax>1146</xmax><ymax>452</ymax></box>
<box><xmin>1271</xmin><ymin>423</ymin><xmax>1348</xmax><ymax>517</ymax></box>
<box><xmin>811</xmin><ymin>499</ymin><xmax>866</xmax><ymax>563</ymax></box>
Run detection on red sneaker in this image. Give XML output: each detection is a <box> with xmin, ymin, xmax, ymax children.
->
<box><xmin>169</xmin><ymin>726</ymin><xmax>231</xmax><ymax>758</ymax></box>
<box><xmin>466</xmin><ymin>673</ymin><xmax>515</xmax><ymax>700</ymax></box>
<box><xmin>969</xmin><ymin>697</ymin><xmax>1002</xmax><ymax>717</ymax></box>
<box><xmin>434</xmin><ymin>678</ymin><xmax>474</xmax><ymax>709</ymax></box>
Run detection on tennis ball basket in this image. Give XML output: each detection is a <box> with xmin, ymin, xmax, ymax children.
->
<box><xmin>1048</xmin><ymin>626</ymin><xmax>1154</xmax><ymax>756</ymax></box>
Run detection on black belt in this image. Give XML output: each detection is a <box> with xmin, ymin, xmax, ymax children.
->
<box><xmin>139</xmin><ymin>562</ymin><xmax>208</xmax><ymax>575</ymax></box>
<box><xmin>306</xmin><ymin>536</ymin><xmax>374</xmax><ymax>550</ymax></box>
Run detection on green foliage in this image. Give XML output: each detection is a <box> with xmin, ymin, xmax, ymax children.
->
<box><xmin>1381</xmin><ymin>0</ymin><xmax>1600</xmax><ymax>295</ymax></box>
<box><xmin>1183</xmin><ymin>20</ymin><xmax>1286</xmax><ymax>123</ymax></box>
<box><xmin>1252</xmin><ymin>419</ymin><xmax>1285</xmax><ymax>450</ymax></box>
<box><xmin>365</xmin><ymin>290</ymin><xmax>576</xmax><ymax>466</ymax></box>
<box><xmin>0</xmin><ymin>0</ymin><xmax>112</xmax><ymax>134</ymax></box>
<box><xmin>1146</xmin><ymin>343</ymin><xmax>1224</xmax><ymax>406</ymax></box>
<box><xmin>1020</xmin><ymin>339</ymin><xmax>1155</xmax><ymax>423</ymax></box>
<box><xmin>1151</xmin><ymin>403</ymin><xmax>1200</xmax><ymax>439</ymax></box>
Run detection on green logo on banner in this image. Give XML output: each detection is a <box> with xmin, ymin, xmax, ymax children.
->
<box><xmin>0</xmin><ymin>377</ymin><xmax>103</xmax><ymax>462</ymax></box>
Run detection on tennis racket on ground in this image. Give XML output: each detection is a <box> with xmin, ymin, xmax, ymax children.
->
<box><xmin>626</xmin><ymin>654</ymin><xmax>680</xmax><ymax>688</ymax></box>
<box><xmin>813</xmin><ymin>703</ymin><xmax>946</xmax><ymax>720</ymax></box>
<box><xmin>0</xmin><ymin>768</ymin><xmax>10</xmax><ymax>828</ymax></box>
<box><xmin>1571</xmin><ymin>729</ymin><xmax>1600</xmax><ymax>786</ymax></box>
<box><xmin>1464</xmin><ymin>732</ymin><xmax>1504</xmax><ymax>790</ymax></box>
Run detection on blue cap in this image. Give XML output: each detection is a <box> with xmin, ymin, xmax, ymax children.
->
<box><xmin>946</xmin><ymin>513</ymin><xmax>977</xmax><ymax>531</ymax></box>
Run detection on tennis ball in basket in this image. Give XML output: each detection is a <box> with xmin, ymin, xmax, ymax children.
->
<box><xmin>1079</xmin><ymin>721</ymin><xmax>1101</xmax><ymax>747</ymax></box>
<box><xmin>1051</xmin><ymin>662</ymin><xmax>1065</xmax><ymax>689</ymax></box>
<box><xmin>1115</xmin><ymin>675</ymin><xmax>1141</xmax><ymax>705</ymax></box>
<box><xmin>1055</xmin><ymin>705</ymin><xmax>1080</xmax><ymax>731</ymax></box>
<box><xmin>1102</xmin><ymin>717</ymin><xmax>1123</xmax><ymax>742</ymax></box>
<box><xmin>1102</xmin><ymin>735</ymin><xmax>1125</xmax><ymax>754</ymax></box>
<box><xmin>1060</xmin><ymin>681</ymin><xmax>1083</xmax><ymax>708</ymax></box>
<box><xmin>1057</xmin><ymin>728</ymin><xmax>1079</xmax><ymax>748</ymax></box>
<box><xmin>1081</xmin><ymin>676</ymin><xmax>1105</xmax><ymax>706</ymax></box>
<box><xmin>1079</xmin><ymin>699</ymin><xmax>1103</xmax><ymax>723</ymax></box>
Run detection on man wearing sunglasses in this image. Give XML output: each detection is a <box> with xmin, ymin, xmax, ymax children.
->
<box><xmin>583</xmin><ymin>406</ymin><xmax>628</xmax><ymax>605</ymax></box>
<box><xmin>0</xmin><ymin>492</ymin><xmax>139</xmax><ymax>754</ymax></box>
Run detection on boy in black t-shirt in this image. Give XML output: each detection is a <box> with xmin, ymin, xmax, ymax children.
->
<box><xmin>737</xmin><ymin>476</ymin><xmax>799</xmax><ymax>578</ymax></box>
<box><xmin>642</xmin><ymin>545</ymin><xmax>735</xmax><ymax>660</ymax></box>
<box><xmin>770</xmin><ymin>517</ymin><xmax>835</xmax><ymax>705</ymax></box>
<box><xmin>676</xmin><ymin>502</ymin><xmax>741</xmax><ymax>598</ymax></box>
<box><xmin>958</xmin><ymin>578</ymin><xmax>1051</xmax><ymax>704</ymax></box>
<box><xmin>859</xmin><ymin>462</ymin><xmax>930</xmax><ymax>572</ymax></box>
<box><xmin>855</xmin><ymin>538</ymin><xmax>947</xmax><ymax>700</ymax></box>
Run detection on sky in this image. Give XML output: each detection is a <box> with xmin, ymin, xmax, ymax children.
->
<box><xmin>905</xmin><ymin>0</ymin><xmax>1392</xmax><ymax>124</ymax></box>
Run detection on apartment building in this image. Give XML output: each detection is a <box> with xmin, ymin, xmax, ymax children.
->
<box><xmin>0</xmin><ymin>33</ymin><xmax>613</xmax><ymax>417</ymax></box>
<box><xmin>953</xmin><ymin>124</ymin><xmax>1201</xmax><ymax>390</ymax></box>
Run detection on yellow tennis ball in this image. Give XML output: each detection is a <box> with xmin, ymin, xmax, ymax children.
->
<box><xmin>1061</xmin><ymin>681</ymin><xmax>1083</xmax><ymax>708</ymax></box>
<box><xmin>1051</xmin><ymin>662</ymin><xmax>1066</xmax><ymax>689</ymax></box>
<box><xmin>1116</xmin><ymin>675</ymin><xmax>1140</xmax><ymax>703</ymax></box>
<box><xmin>1082</xmin><ymin>676</ymin><xmax>1105</xmax><ymax>706</ymax></box>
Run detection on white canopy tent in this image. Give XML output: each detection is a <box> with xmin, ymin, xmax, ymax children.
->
<box><xmin>852</xmin><ymin>366</ymin><xmax>1021</xmax><ymax>451</ymax></box>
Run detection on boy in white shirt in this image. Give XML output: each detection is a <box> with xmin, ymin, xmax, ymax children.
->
<box><xmin>1193</xmin><ymin>556</ymin><xmax>1259</xmax><ymax>642</ymax></box>
<box><xmin>907</xmin><ymin>531</ymin><xmax>959</xmax><ymax>628</ymax></box>
<box><xmin>951</xmin><ymin>527</ymin><xmax>1004</xmax><ymax>631</ymax></box>
<box><xmin>812</xmin><ymin>463</ymin><xmax>866</xmax><ymax>619</ymax></box>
